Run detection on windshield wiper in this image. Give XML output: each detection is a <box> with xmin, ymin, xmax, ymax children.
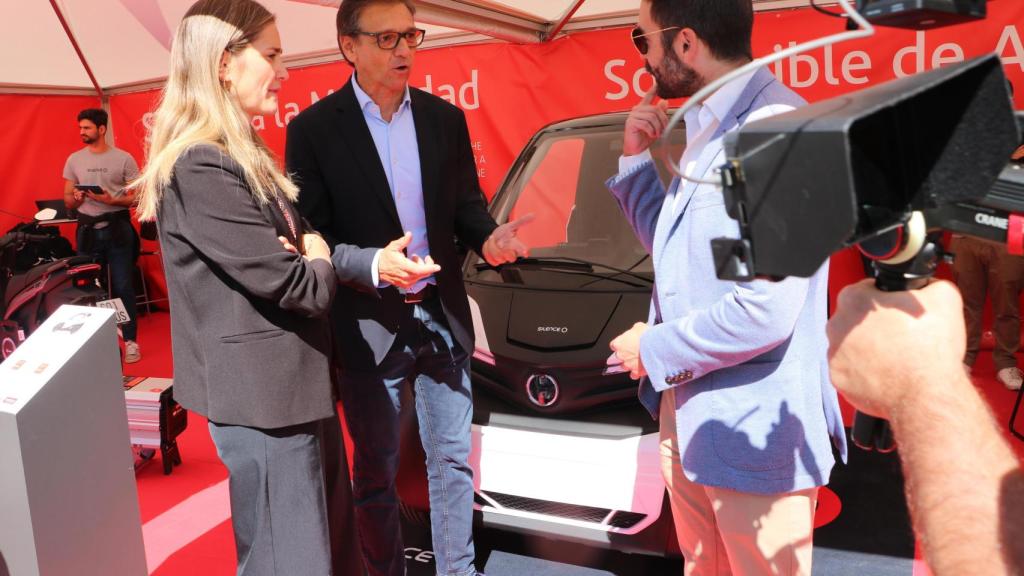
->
<box><xmin>476</xmin><ymin>256</ymin><xmax>652</xmax><ymax>285</ymax></box>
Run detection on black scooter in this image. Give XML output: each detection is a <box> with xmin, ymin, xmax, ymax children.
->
<box><xmin>1</xmin><ymin>211</ymin><xmax>106</xmax><ymax>359</ymax></box>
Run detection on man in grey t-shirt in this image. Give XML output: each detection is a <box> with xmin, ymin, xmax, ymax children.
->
<box><xmin>62</xmin><ymin>108</ymin><xmax>142</xmax><ymax>363</ymax></box>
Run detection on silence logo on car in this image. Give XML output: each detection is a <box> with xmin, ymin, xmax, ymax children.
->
<box><xmin>536</xmin><ymin>326</ymin><xmax>569</xmax><ymax>333</ymax></box>
<box><xmin>404</xmin><ymin>547</ymin><xmax>434</xmax><ymax>564</ymax></box>
<box><xmin>526</xmin><ymin>374</ymin><xmax>559</xmax><ymax>407</ymax></box>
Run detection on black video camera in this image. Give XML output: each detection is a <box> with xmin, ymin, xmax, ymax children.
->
<box><xmin>709</xmin><ymin>50</ymin><xmax>1020</xmax><ymax>452</ymax></box>
<box><xmin>712</xmin><ymin>54</ymin><xmax>1020</xmax><ymax>284</ymax></box>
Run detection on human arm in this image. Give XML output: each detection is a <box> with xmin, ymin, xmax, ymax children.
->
<box><xmin>623</xmin><ymin>87</ymin><xmax>669</xmax><ymax>157</ymax></box>
<box><xmin>633</xmin><ymin>273</ymin><xmax>810</xmax><ymax>390</ymax></box>
<box><xmin>610</xmin><ymin>321</ymin><xmax>650</xmax><ymax>380</ymax></box>
<box><xmin>171</xmin><ymin>145</ymin><xmax>335</xmax><ymax>317</ymax></box>
<box><xmin>63</xmin><ymin>179</ymin><xmax>83</xmax><ymax>211</ymax></box>
<box><xmin>62</xmin><ymin>154</ymin><xmax>84</xmax><ymax>211</ymax></box>
<box><xmin>286</xmin><ymin>115</ymin><xmax>385</xmax><ymax>294</ymax></box>
<box><xmin>447</xmin><ymin>109</ymin><xmax>531</xmax><ymax>265</ymax></box>
<box><xmin>482</xmin><ymin>214</ymin><xmax>533</xmax><ymax>266</ymax></box>
<box><xmin>827</xmin><ymin>279</ymin><xmax>1024</xmax><ymax>575</ymax></box>
<box><xmin>84</xmin><ymin>187</ymin><xmax>136</xmax><ymax>207</ymax></box>
<box><xmin>287</xmin><ymin>118</ymin><xmax>439</xmax><ymax>291</ymax></box>
<box><xmin>375</xmin><ymin>231</ymin><xmax>441</xmax><ymax>289</ymax></box>
<box><xmin>603</xmin><ymin>87</ymin><xmax>671</xmax><ymax>251</ymax></box>
<box><xmin>280</xmin><ymin>233</ymin><xmax>332</xmax><ymax>263</ymax></box>
<box><xmin>450</xmin><ymin>110</ymin><xmax>500</xmax><ymax>258</ymax></box>
<box><xmin>606</xmin><ymin>161</ymin><xmax>665</xmax><ymax>255</ymax></box>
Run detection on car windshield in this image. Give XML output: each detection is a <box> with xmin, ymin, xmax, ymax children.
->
<box><xmin>474</xmin><ymin>123</ymin><xmax>685</xmax><ymax>283</ymax></box>
<box><xmin>510</xmin><ymin>127</ymin><xmax>650</xmax><ymax>272</ymax></box>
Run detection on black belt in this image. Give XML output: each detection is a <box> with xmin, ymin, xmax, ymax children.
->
<box><xmin>77</xmin><ymin>210</ymin><xmax>130</xmax><ymax>226</ymax></box>
<box><xmin>403</xmin><ymin>284</ymin><xmax>436</xmax><ymax>304</ymax></box>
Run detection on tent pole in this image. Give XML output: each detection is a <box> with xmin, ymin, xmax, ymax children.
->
<box><xmin>545</xmin><ymin>0</ymin><xmax>587</xmax><ymax>42</ymax></box>
<box><xmin>101</xmin><ymin>95</ymin><xmax>116</xmax><ymax>144</ymax></box>
<box><xmin>49</xmin><ymin>0</ymin><xmax>105</xmax><ymax>99</ymax></box>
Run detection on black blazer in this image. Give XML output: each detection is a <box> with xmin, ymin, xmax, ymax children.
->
<box><xmin>158</xmin><ymin>144</ymin><xmax>337</xmax><ymax>429</ymax></box>
<box><xmin>286</xmin><ymin>80</ymin><xmax>497</xmax><ymax>369</ymax></box>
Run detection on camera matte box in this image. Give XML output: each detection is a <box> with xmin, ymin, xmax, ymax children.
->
<box><xmin>719</xmin><ymin>54</ymin><xmax>1017</xmax><ymax>279</ymax></box>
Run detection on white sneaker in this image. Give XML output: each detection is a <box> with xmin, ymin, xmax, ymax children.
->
<box><xmin>997</xmin><ymin>367</ymin><xmax>1023</xmax><ymax>391</ymax></box>
<box><xmin>124</xmin><ymin>340</ymin><xmax>141</xmax><ymax>364</ymax></box>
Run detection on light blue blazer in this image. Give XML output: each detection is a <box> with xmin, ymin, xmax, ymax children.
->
<box><xmin>608</xmin><ymin>67</ymin><xmax>847</xmax><ymax>494</ymax></box>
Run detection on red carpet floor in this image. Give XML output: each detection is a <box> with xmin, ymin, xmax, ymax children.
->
<box><xmin>128</xmin><ymin>312</ymin><xmax>235</xmax><ymax>575</ymax></box>
<box><xmin>128</xmin><ymin>310</ymin><xmax>1024</xmax><ymax>575</ymax></box>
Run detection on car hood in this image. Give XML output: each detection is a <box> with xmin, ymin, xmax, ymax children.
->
<box><xmin>507</xmin><ymin>291</ymin><xmax>621</xmax><ymax>350</ymax></box>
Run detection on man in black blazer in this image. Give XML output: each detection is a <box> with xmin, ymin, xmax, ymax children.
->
<box><xmin>285</xmin><ymin>1</ymin><xmax>529</xmax><ymax>575</ymax></box>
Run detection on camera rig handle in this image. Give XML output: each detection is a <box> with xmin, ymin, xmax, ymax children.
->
<box><xmin>852</xmin><ymin>198</ymin><xmax>1024</xmax><ymax>451</ymax></box>
<box><xmin>853</xmin><ymin>212</ymin><xmax>953</xmax><ymax>451</ymax></box>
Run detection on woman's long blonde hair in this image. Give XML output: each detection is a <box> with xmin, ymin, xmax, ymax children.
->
<box><xmin>134</xmin><ymin>0</ymin><xmax>297</xmax><ymax>222</ymax></box>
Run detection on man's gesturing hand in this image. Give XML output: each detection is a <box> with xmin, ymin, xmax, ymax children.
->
<box><xmin>378</xmin><ymin>232</ymin><xmax>441</xmax><ymax>290</ymax></box>
<box><xmin>609</xmin><ymin>322</ymin><xmax>649</xmax><ymax>380</ymax></box>
<box><xmin>623</xmin><ymin>86</ymin><xmax>669</xmax><ymax>157</ymax></box>
<box><xmin>483</xmin><ymin>213</ymin><xmax>534</xmax><ymax>266</ymax></box>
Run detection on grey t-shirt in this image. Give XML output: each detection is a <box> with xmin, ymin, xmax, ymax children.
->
<box><xmin>63</xmin><ymin>147</ymin><xmax>140</xmax><ymax>216</ymax></box>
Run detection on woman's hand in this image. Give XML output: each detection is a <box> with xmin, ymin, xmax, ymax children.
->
<box><xmin>278</xmin><ymin>236</ymin><xmax>298</xmax><ymax>254</ymax></box>
<box><xmin>279</xmin><ymin>234</ymin><xmax>331</xmax><ymax>262</ymax></box>
<box><xmin>301</xmin><ymin>233</ymin><xmax>331</xmax><ymax>261</ymax></box>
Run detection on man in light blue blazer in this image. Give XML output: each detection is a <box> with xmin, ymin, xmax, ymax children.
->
<box><xmin>607</xmin><ymin>1</ymin><xmax>847</xmax><ymax>574</ymax></box>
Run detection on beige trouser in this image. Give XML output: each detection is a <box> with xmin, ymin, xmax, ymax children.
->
<box><xmin>660</xmin><ymin>388</ymin><xmax>818</xmax><ymax>576</ymax></box>
<box><xmin>950</xmin><ymin>235</ymin><xmax>1024</xmax><ymax>370</ymax></box>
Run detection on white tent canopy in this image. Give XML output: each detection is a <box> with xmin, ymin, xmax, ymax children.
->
<box><xmin>6</xmin><ymin>0</ymin><xmax>820</xmax><ymax>95</ymax></box>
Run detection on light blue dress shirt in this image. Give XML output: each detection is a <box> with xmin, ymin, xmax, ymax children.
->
<box><xmin>352</xmin><ymin>76</ymin><xmax>433</xmax><ymax>292</ymax></box>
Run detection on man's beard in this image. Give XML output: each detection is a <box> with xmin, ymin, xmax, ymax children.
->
<box><xmin>647</xmin><ymin>50</ymin><xmax>704</xmax><ymax>99</ymax></box>
<box><xmin>81</xmin><ymin>134</ymin><xmax>97</xmax><ymax>144</ymax></box>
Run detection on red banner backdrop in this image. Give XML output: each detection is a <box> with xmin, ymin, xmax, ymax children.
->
<box><xmin>9</xmin><ymin>3</ymin><xmax>1024</xmax><ymax>307</ymax></box>
<box><xmin>112</xmin><ymin>3</ymin><xmax>1024</xmax><ymax>197</ymax></box>
<box><xmin>106</xmin><ymin>3</ymin><xmax>1024</xmax><ymax>306</ymax></box>
<box><xmin>1</xmin><ymin>95</ymin><xmax>100</xmax><ymax>233</ymax></box>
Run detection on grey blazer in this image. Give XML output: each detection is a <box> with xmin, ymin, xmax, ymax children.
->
<box><xmin>157</xmin><ymin>144</ymin><xmax>337</xmax><ymax>429</ymax></box>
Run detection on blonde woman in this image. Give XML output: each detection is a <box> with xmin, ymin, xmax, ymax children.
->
<box><xmin>134</xmin><ymin>1</ymin><xmax>360</xmax><ymax>573</ymax></box>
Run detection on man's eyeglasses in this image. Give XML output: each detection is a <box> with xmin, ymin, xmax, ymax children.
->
<box><xmin>355</xmin><ymin>28</ymin><xmax>427</xmax><ymax>50</ymax></box>
<box><xmin>630</xmin><ymin>25</ymin><xmax>681</xmax><ymax>56</ymax></box>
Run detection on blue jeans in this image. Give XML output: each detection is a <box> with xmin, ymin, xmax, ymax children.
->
<box><xmin>77</xmin><ymin>218</ymin><xmax>137</xmax><ymax>341</ymax></box>
<box><xmin>338</xmin><ymin>297</ymin><xmax>477</xmax><ymax>576</ymax></box>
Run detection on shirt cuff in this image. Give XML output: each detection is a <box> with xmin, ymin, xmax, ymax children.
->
<box><xmin>618</xmin><ymin>150</ymin><xmax>653</xmax><ymax>177</ymax></box>
<box><xmin>371</xmin><ymin>249</ymin><xmax>389</xmax><ymax>288</ymax></box>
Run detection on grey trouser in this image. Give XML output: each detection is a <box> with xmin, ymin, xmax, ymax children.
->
<box><xmin>209</xmin><ymin>414</ymin><xmax>363</xmax><ymax>576</ymax></box>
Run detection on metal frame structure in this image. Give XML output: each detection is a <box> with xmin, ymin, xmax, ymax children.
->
<box><xmin>9</xmin><ymin>0</ymin><xmax>838</xmax><ymax>97</ymax></box>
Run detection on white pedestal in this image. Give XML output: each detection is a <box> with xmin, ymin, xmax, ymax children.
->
<box><xmin>0</xmin><ymin>305</ymin><xmax>146</xmax><ymax>576</ymax></box>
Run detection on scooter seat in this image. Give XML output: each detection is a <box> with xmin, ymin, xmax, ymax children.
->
<box><xmin>5</xmin><ymin>265</ymin><xmax>50</xmax><ymax>305</ymax></box>
<box><xmin>4</xmin><ymin>256</ymin><xmax>97</xmax><ymax>307</ymax></box>
<box><xmin>65</xmin><ymin>255</ymin><xmax>98</xmax><ymax>268</ymax></box>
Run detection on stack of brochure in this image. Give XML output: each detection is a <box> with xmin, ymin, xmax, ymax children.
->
<box><xmin>123</xmin><ymin>376</ymin><xmax>172</xmax><ymax>447</ymax></box>
<box><xmin>123</xmin><ymin>376</ymin><xmax>187</xmax><ymax>474</ymax></box>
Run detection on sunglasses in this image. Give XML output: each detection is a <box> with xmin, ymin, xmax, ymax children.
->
<box><xmin>354</xmin><ymin>28</ymin><xmax>427</xmax><ymax>50</ymax></box>
<box><xmin>630</xmin><ymin>25</ymin><xmax>681</xmax><ymax>56</ymax></box>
